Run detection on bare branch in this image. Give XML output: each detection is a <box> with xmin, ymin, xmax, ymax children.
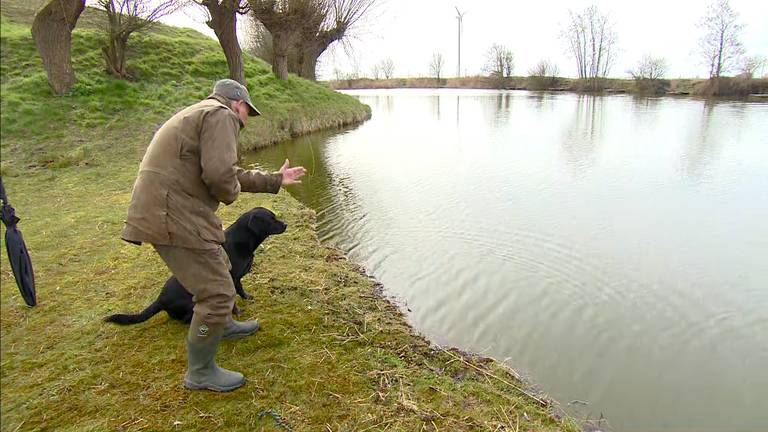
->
<box><xmin>483</xmin><ymin>43</ymin><xmax>514</xmax><ymax>79</ymax></box>
<box><xmin>528</xmin><ymin>59</ymin><xmax>558</xmax><ymax>78</ymax></box>
<box><xmin>739</xmin><ymin>55</ymin><xmax>766</xmax><ymax>78</ymax></box>
<box><xmin>697</xmin><ymin>0</ymin><xmax>745</xmax><ymax>78</ymax></box>
<box><xmin>561</xmin><ymin>6</ymin><xmax>617</xmax><ymax>81</ymax></box>
<box><xmin>429</xmin><ymin>52</ymin><xmax>444</xmax><ymax>81</ymax></box>
<box><xmin>379</xmin><ymin>57</ymin><xmax>394</xmax><ymax>79</ymax></box>
<box><xmin>96</xmin><ymin>0</ymin><xmax>184</xmax><ymax>78</ymax></box>
<box><xmin>627</xmin><ymin>54</ymin><xmax>667</xmax><ymax>80</ymax></box>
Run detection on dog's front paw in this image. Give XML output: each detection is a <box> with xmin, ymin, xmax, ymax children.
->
<box><xmin>232</xmin><ymin>305</ymin><xmax>242</xmax><ymax>316</ymax></box>
<box><xmin>241</xmin><ymin>292</ymin><xmax>253</xmax><ymax>300</ymax></box>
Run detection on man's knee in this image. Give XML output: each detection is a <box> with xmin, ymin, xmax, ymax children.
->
<box><xmin>194</xmin><ymin>291</ymin><xmax>235</xmax><ymax>324</ymax></box>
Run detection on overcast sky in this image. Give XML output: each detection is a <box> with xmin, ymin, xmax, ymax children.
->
<box><xmin>162</xmin><ymin>0</ymin><xmax>768</xmax><ymax>80</ymax></box>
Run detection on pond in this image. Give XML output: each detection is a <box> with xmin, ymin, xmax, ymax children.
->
<box><xmin>245</xmin><ymin>89</ymin><xmax>768</xmax><ymax>432</ymax></box>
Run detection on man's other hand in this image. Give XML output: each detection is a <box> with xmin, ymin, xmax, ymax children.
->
<box><xmin>279</xmin><ymin>159</ymin><xmax>307</xmax><ymax>186</ymax></box>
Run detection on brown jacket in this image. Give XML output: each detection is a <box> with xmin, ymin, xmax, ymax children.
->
<box><xmin>121</xmin><ymin>95</ymin><xmax>282</xmax><ymax>249</ymax></box>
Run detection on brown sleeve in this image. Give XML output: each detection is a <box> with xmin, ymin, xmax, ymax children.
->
<box><xmin>236</xmin><ymin>168</ymin><xmax>283</xmax><ymax>194</ymax></box>
<box><xmin>199</xmin><ymin>108</ymin><xmax>241</xmax><ymax>205</ymax></box>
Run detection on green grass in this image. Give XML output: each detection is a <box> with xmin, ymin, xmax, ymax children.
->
<box><xmin>0</xmin><ymin>5</ymin><xmax>369</xmax><ymax>175</ymax></box>
<box><xmin>1</xmin><ymin>2</ymin><xmax>577</xmax><ymax>431</ymax></box>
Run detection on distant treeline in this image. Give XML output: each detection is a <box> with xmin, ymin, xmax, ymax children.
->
<box><xmin>328</xmin><ymin>76</ymin><xmax>768</xmax><ymax>98</ymax></box>
<box><xmin>341</xmin><ymin>0</ymin><xmax>765</xmax><ymax>98</ymax></box>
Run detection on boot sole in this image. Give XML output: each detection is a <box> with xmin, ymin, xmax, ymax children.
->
<box><xmin>184</xmin><ymin>378</ymin><xmax>245</xmax><ymax>392</ymax></box>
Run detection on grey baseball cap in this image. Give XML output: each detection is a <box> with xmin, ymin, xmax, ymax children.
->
<box><xmin>212</xmin><ymin>79</ymin><xmax>261</xmax><ymax>116</ymax></box>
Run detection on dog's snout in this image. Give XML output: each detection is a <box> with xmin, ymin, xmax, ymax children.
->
<box><xmin>276</xmin><ymin>221</ymin><xmax>287</xmax><ymax>233</ymax></box>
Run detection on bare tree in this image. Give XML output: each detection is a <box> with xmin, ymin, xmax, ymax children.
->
<box><xmin>429</xmin><ymin>52</ymin><xmax>444</xmax><ymax>82</ymax></box>
<box><xmin>97</xmin><ymin>0</ymin><xmax>182</xmax><ymax>79</ymax></box>
<box><xmin>561</xmin><ymin>5</ymin><xmax>617</xmax><ymax>86</ymax></box>
<box><xmin>332</xmin><ymin>66</ymin><xmax>343</xmax><ymax>81</ymax></box>
<box><xmin>698</xmin><ymin>0</ymin><xmax>744</xmax><ymax>78</ymax></box>
<box><xmin>528</xmin><ymin>59</ymin><xmax>559</xmax><ymax>78</ymax></box>
<box><xmin>483</xmin><ymin>43</ymin><xmax>514</xmax><ymax>78</ymax></box>
<box><xmin>739</xmin><ymin>55</ymin><xmax>766</xmax><ymax>78</ymax></box>
<box><xmin>191</xmin><ymin>0</ymin><xmax>250</xmax><ymax>84</ymax></box>
<box><xmin>528</xmin><ymin>59</ymin><xmax>559</xmax><ymax>90</ymax></box>
<box><xmin>380</xmin><ymin>58</ymin><xmax>394</xmax><ymax>79</ymax></box>
<box><xmin>370</xmin><ymin>64</ymin><xmax>380</xmax><ymax>79</ymax></box>
<box><xmin>31</xmin><ymin>0</ymin><xmax>86</xmax><ymax>94</ymax></box>
<box><xmin>628</xmin><ymin>54</ymin><xmax>667</xmax><ymax>80</ymax></box>
<box><xmin>249</xmin><ymin>0</ymin><xmax>325</xmax><ymax>81</ymax></box>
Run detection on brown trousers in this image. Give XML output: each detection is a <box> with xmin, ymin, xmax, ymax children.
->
<box><xmin>153</xmin><ymin>244</ymin><xmax>234</xmax><ymax>326</ymax></box>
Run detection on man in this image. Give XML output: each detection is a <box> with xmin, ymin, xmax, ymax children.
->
<box><xmin>121</xmin><ymin>79</ymin><xmax>306</xmax><ymax>392</ymax></box>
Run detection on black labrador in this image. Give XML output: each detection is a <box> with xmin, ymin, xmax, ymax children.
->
<box><xmin>104</xmin><ymin>207</ymin><xmax>287</xmax><ymax>325</ymax></box>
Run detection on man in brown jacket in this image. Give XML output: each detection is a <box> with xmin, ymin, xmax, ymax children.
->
<box><xmin>122</xmin><ymin>79</ymin><xmax>306</xmax><ymax>392</ymax></box>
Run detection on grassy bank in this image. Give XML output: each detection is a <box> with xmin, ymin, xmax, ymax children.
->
<box><xmin>328</xmin><ymin>75</ymin><xmax>768</xmax><ymax>97</ymax></box>
<box><xmin>0</xmin><ymin>3</ymin><xmax>578</xmax><ymax>432</ymax></box>
<box><xmin>0</xmin><ymin>0</ymin><xmax>369</xmax><ymax>177</ymax></box>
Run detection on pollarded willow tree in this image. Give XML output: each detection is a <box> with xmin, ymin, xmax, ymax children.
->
<box><xmin>290</xmin><ymin>0</ymin><xmax>377</xmax><ymax>80</ymax></box>
<box><xmin>248</xmin><ymin>0</ymin><xmax>325</xmax><ymax>81</ymax></box>
<box><xmin>242</xmin><ymin>14</ymin><xmax>273</xmax><ymax>63</ymax></box>
<box><xmin>31</xmin><ymin>0</ymin><xmax>86</xmax><ymax>94</ymax></box>
<box><xmin>561</xmin><ymin>5</ymin><xmax>617</xmax><ymax>89</ymax></box>
<box><xmin>191</xmin><ymin>0</ymin><xmax>251</xmax><ymax>85</ymax></box>
<box><xmin>247</xmin><ymin>0</ymin><xmax>376</xmax><ymax>81</ymax></box>
<box><xmin>698</xmin><ymin>0</ymin><xmax>745</xmax><ymax>78</ymax></box>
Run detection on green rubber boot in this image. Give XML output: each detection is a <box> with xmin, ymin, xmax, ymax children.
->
<box><xmin>222</xmin><ymin>316</ymin><xmax>260</xmax><ymax>340</ymax></box>
<box><xmin>184</xmin><ymin>317</ymin><xmax>245</xmax><ymax>392</ymax></box>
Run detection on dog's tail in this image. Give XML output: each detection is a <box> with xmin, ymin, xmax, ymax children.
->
<box><xmin>103</xmin><ymin>300</ymin><xmax>163</xmax><ymax>325</ymax></box>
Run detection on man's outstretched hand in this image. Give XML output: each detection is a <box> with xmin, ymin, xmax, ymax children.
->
<box><xmin>278</xmin><ymin>159</ymin><xmax>307</xmax><ymax>186</ymax></box>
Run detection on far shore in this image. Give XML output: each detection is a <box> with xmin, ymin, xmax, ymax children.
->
<box><xmin>327</xmin><ymin>75</ymin><xmax>768</xmax><ymax>98</ymax></box>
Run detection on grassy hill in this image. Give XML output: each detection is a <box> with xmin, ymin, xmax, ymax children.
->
<box><xmin>0</xmin><ymin>2</ymin><xmax>578</xmax><ymax>431</ymax></box>
<box><xmin>0</xmin><ymin>1</ymin><xmax>369</xmax><ymax>175</ymax></box>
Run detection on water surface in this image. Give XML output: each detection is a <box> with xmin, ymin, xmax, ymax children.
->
<box><xmin>246</xmin><ymin>89</ymin><xmax>768</xmax><ymax>432</ymax></box>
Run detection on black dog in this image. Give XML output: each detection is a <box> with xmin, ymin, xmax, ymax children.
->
<box><xmin>105</xmin><ymin>207</ymin><xmax>287</xmax><ymax>325</ymax></box>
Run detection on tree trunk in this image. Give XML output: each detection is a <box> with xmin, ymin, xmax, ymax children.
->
<box><xmin>715</xmin><ymin>29</ymin><xmax>725</xmax><ymax>78</ymax></box>
<box><xmin>298</xmin><ymin>45</ymin><xmax>322</xmax><ymax>80</ymax></box>
<box><xmin>204</xmin><ymin>0</ymin><xmax>245</xmax><ymax>84</ymax></box>
<box><xmin>103</xmin><ymin>34</ymin><xmax>130</xmax><ymax>78</ymax></box>
<box><xmin>296</xmin><ymin>37</ymin><xmax>334</xmax><ymax>81</ymax></box>
<box><xmin>31</xmin><ymin>0</ymin><xmax>85</xmax><ymax>94</ymax></box>
<box><xmin>288</xmin><ymin>41</ymin><xmax>302</xmax><ymax>76</ymax></box>
<box><xmin>299</xmin><ymin>52</ymin><xmax>318</xmax><ymax>80</ymax></box>
<box><xmin>272</xmin><ymin>31</ymin><xmax>289</xmax><ymax>81</ymax></box>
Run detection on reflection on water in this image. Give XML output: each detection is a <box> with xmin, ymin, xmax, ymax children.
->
<box><xmin>246</xmin><ymin>90</ymin><xmax>768</xmax><ymax>432</ymax></box>
<box><xmin>684</xmin><ymin>100</ymin><xmax>722</xmax><ymax>181</ymax></box>
<box><xmin>562</xmin><ymin>95</ymin><xmax>603</xmax><ymax>176</ymax></box>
